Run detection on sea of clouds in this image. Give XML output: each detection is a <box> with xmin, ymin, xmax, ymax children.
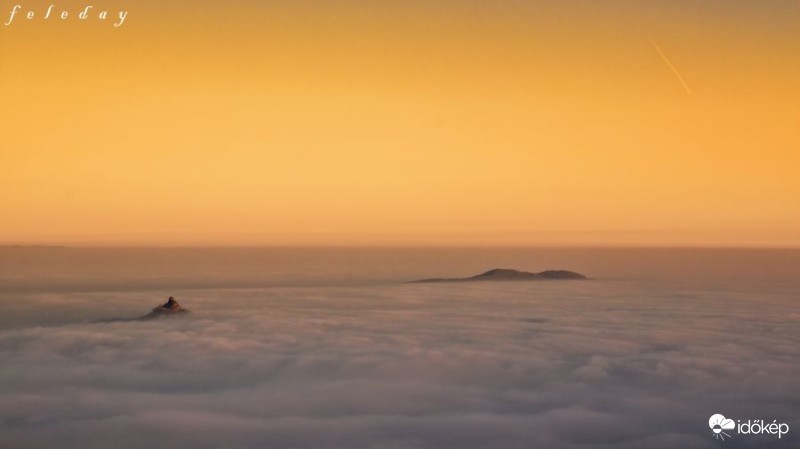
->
<box><xmin>0</xmin><ymin>279</ymin><xmax>798</xmax><ymax>449</ymax></box>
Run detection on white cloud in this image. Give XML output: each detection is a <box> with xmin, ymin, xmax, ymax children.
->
<box><xmin>0</xmin><ymin>281</ymin><xmax>798</xmax><ymax>448</ymax></box>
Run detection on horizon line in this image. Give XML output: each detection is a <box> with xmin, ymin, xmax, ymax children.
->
<box><xmin>1</xmin><ymin>243</ymin><xmax>799</xmax><ymax>250</ymax></box>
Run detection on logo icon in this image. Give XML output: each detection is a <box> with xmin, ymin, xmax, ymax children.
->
<box><xmin>709</xmin><ymin>414</ymin><xmax>736</xmax><ymax>441</ymax></box>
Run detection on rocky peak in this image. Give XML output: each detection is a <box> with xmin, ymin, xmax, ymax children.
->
<box><xmin>146</xmin><ymin>296</ymin><xmax>188</xmax><ymax>317</ymax></box>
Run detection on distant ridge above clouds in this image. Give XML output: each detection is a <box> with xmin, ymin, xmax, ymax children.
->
<box><xmin>410</xmin><ymin>268</ymin><xmax>587</xmax><ymax>284</ymax></box>
<box><xmin>141</xmin><ymin>297</ymin><xmax>188</xmax><ymax>320</ymax></box>
<box><xmin>97</xmin><ymin>297</ymin><xmax>189</xmax><ymax>323</ymax></box>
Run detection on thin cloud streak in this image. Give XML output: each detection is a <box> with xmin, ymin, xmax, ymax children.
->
<box><xmin>650</xmin><ymin>39</ymin><xmax>693</xmax><ymax>96</ymax></box>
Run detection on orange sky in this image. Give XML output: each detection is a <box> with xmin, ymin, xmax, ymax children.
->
<box><xmin>1</xmin><ymin>1</ymin><xmax>798</xmax><ymax>246</ymax></box>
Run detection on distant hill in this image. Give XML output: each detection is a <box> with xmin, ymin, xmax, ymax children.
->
<box><xmin>410</xmin><ymin>268</ymin><xmax>587</xmax><ymax>283</ymax></box>
<box><xmin>140</xmin><ymin>297</ymin><xmax>188</xmax><ymax>320</ymax></box>
<box><xmin>98</xmin><ymin>297</ymin><xmax>189</xmax><ymax>323</ymax></box>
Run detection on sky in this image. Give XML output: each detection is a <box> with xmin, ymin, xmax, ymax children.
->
<box><xmin>1</xmin><ymin>0</ymin><xmax>798</xmax><ymax>246</ymax></box>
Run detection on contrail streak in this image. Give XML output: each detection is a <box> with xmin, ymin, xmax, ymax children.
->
<box><xmin>650</xmin><ymin>39</ymin><xmax>692</xmax><ymax>96</ymax></box>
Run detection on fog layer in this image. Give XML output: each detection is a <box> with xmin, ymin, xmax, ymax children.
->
<box><xmin>1</xmin><ymin>278</ymin><xmax>798</xmax><ymax>448</ymax></box>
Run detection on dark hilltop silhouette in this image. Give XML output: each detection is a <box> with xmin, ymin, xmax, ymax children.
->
<box><xmin>410</xmin><ymin>268</ymin><xmax>587</xmax><ymax>283</ymax></box>
<box><xmin>98</xmin><ymin>297</ymin><xmax>189</xmax><ymax>323</ymax></box>
<box><xmin>140</xmin><ymin>296</ymin><xmax>188</xmax><ymax>319</ymax></box>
